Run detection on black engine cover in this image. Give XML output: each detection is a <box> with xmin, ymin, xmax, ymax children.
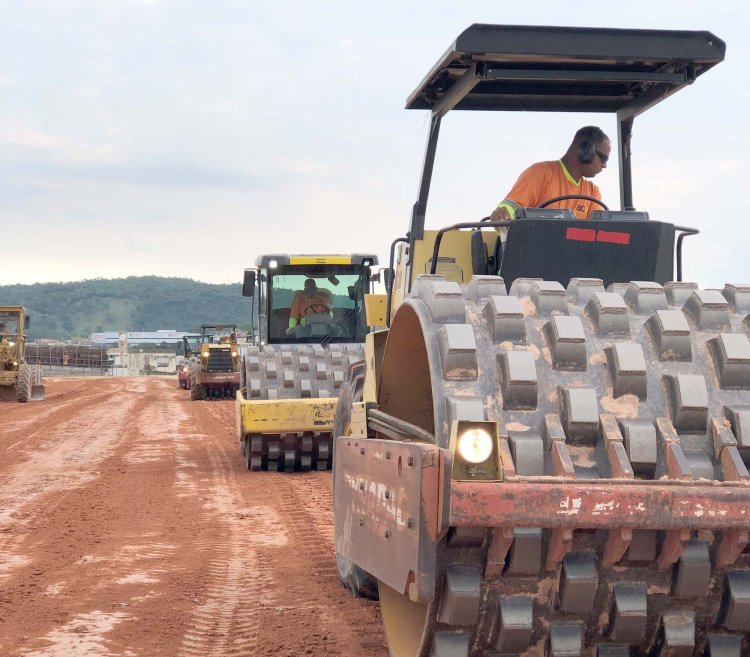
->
<box><xmin>500</xmin><ymin>219</ymin><xmax>675</xmax><ymax>289</ymax></box>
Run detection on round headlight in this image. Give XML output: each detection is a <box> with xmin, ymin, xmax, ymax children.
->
<box><xmin>8</xmin><ymin>341</ymin><xmax>15</xmax><ymax>347</ymax></box>
<box><xmin>231</xmin><ymin>351</ymin><xmax>237</xmax><ymax>357</ymax></box>
<box><xmin>182</xmin><ymin>366</ymin><xmax>188</xmax><ymax>372</ymax></box>
<box><xmin>457</xmin><ymin>428</ymin><xmax>494</xmax><ymax>464</ymax></box>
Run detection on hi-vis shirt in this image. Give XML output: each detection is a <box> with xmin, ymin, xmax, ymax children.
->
<box><xmin>498</xmin><ymin>160</ymin><xmax>602</xmax><ymax>220</ymax></box>
<box><xmin>289</xmin><ymin>291</ymin><xmax>332</xmax><ymax>325</ymax></box>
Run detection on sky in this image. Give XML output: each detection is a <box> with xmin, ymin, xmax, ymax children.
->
<box><xmin>1</xmin><ymin>0</ymin><xmax>748</xmax><ymax>288</ymax></box>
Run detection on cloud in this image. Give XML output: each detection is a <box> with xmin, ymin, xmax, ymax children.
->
<box><xmin>1</xmin><ymin>158</ymin><xmax>261</xmax><ymax>192</ymax></box>
<box><xmin>79</xmin><ymin>85</ymin><xmax>101</xmax><ymax>100</ymax></box>
<box><xmin>209</xmin><ymin>100</ymin><xmax>240</xmax><ymax>115</ymax></box>
<box><xmin>0</xmin><ymin>119</ymin><xmax>118</xmax><ymax>164</ymax></box>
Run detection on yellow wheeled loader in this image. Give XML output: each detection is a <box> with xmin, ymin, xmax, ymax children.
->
<box><xmin>333</xmin><ymin>24</ymin><xmax>750</xmax><ymax>657</ymax></box>
<box><xmin>0</xmin><ymin>306</ymin><xmax>45</xmax><ymax>402</ymax></box>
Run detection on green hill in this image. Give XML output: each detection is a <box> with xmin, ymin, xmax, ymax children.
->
<box><xmin>0</xmin><ymin>276</ymin><xmax>256</xmax><ymax>340</ymax></box>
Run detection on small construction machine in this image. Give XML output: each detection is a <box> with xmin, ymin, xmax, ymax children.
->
<box><xmin>236</xmin><ymin>253</ymin><xmax>382</xmax><ymax>471</ymax></box>
<box><xmin>333</xmin><ymin>24</ymin><xmax>750</xmax><ymax>657</ymax></box>
<box><xmin>177</xmin><ymin>361</ymin><xmax>190</xmax><ymax>389</ymax></box>
<box><xmin>178</xmin><ymin>334</ymin><xmax>201</xmax><ymax>389</ymax></box>
<box><xmin>0</xmin><ymin>306</ymin><xmax>45</xmax><ymax>402</ymax></box>
<box><xmin>187</xmin><ymin>324</ymin><xmax>241</xmax><ymax>399</ymax></box>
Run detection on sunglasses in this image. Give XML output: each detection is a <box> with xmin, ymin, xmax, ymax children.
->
<box><xmin>595</xmin><ymin>149</ymin><xmax>609</xmax><ymax>164</ymax></box>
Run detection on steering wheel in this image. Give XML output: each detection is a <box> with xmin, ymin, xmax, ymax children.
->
<box><xmin>304</xmin><ymin>303</ymin><xmax>332</xmax><ymax>315</ymax></box>
<box><xmin>538</xmin><ymin>194</ymin><xmax>609</xmax><ymax>211</ymax></box>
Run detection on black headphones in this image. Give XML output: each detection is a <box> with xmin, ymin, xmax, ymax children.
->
<box><xmin>578</xmin><ymin>127</ymin><xmax>603</xmax><ymax>164</ymax></box>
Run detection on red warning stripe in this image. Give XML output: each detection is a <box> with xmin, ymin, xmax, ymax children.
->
<box><xmin>565</xmin><ymin>227</ymin><xmax>631</xmax><ymax>245</ymax></box>
<box><xmin>597</xmin><ymin>230</ymin><xmax>631</xmax><ymax>245</ymax></box>
<box><xmin>566</xmin><ymin>227</ymin><xmax>596</xmax><ymax>242</ymax></box>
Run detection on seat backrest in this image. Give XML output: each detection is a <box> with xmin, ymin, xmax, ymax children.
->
<box><xmin>411</xmin><ymin>230</ymin><xmax>476</xmax><ymax>285</ymax></box>
<box><xmin>470</xmin><ymin>229</ymin><xmax>489</xmax><ymax>274</ymax></box>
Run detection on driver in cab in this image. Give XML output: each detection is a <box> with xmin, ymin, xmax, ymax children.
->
<box><xmin>286</xmin><ymin>279</ymin><xmax>333</xmax><ymax>335</ymax></box>
<box><xmin>490</xmin><ymin>126</ymin><xmax>611</xmax><ymax>221</ymax></box>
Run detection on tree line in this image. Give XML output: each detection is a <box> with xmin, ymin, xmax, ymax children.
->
<box><xmin>0</xmin><ymin>276</ymin><xmax>256</xmax><ymax>340</ymax></box>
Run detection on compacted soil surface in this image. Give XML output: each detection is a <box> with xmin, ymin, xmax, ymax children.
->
<box><xmin>0</xmin><ymin>376</ymin><xmax>387</xmax><ymax>657</ymax></box>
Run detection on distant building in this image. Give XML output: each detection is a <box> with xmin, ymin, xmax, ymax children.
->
<box><xmin>107</xmin><ymin>349</ymin><xmax>178</xmax><ymax>375</ymax></box>
<box><xmin>90</xmin><ymin>330</ymin><xmax>200</xmax><ymax>346</ymax></box>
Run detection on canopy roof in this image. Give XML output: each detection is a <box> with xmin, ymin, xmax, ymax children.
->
<box><xmin>406</xmin><ymin>24</ymin><xmax>725</xmax><ymax>118</ymax></box>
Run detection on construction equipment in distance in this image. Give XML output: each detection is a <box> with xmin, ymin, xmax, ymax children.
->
<box><xmin>177</xmin><ymin>361</ymin><xmax>190</xmax><ymax>389</ymax></box>
<box><xmin>0</xmin><ymin>306</ymin><xmax>45</xmax><ymax>402</ymax></box>
<box><xmin>236</xmin><ymin>254</ymin><xmax>382</xmax><ymax>472</ymax></box>
<box><xmin>333</xmin><ymin>24</ymin><xmax>750</xmax><ymax>657</ymax></box>
<box><xmin>178</xmin><ymin>334</ymin><xmax>201</xmax><ymax>390</ymax></box>
<box><xmin>187</xmin><ymin>324</ymin><xmax>241</xmax><ymax>399</ymax></box>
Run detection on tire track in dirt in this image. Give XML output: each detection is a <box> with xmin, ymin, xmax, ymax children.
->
<box><xmin>0</xmin><ymin>376</ymin><xmax>125</xmax><ymax>428</ymax></box>
<box><xmin>1</xmin><ymin>377</ymin><xmax>387</xmax><ymax>656</ymax></box>
<box><xmin>275</xmin><ymin>473</ymin><xmax>388</xmax><ymax>654</ymax></box>
<box><xmin>0</xmin><ymin>378</ymin><xmax>203</xmax><ymax>656</ymax></box>
<box><xmin>0</xmin><ymin>385</ymin><xmax>142</xmax><ymax>583</ymax></box>
<box><xmin>198</xmin><ymin>401</ymin><xmax>388</xmax><ymax>657</ymax></box>
<box><xmin>0</xmin><ymin>377</ymin><xmax>132</xmax><ymax>470</ymax></box>
<box><xmin>0</xmin><ymin>384</ymin><xmax>141</xmax><ymax>515</ymax></box>
<box><xmin>174</xmin><ymin>398</ymin><xmax>290</xmax><ymax>657</ymax></box>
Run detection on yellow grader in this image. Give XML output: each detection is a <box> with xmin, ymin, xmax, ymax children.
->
<box><xmin>236</xmin><ymin>254</ymin><xmax>382</xmax><ymax>472</ymax></box>
<box><xmin>0</xmin><ymin>306</ymin><xmax>45</xmax><ymax>403</ymax></box>
<box><xmin>187</xmin><ymin>324</ymin><xmax>241</xmax><ymax>400</ymax></box>
<box><xmin>332</xmin><ymin>24</ymin><xmax>750</xmax><ymax>657</ymax></box>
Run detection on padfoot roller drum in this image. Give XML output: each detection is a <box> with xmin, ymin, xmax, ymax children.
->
<box><xmin>239</xmin><ymin>343</ymin><xmax>363</xmax><ymax>472</ymax></box>
<box><xmin>334</xmin><ymin>275</ymin><xmax>750</xmax><ymax>657</ymax></box>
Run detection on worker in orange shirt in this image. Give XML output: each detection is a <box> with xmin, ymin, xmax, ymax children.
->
<box><xmin>286</xmin><ymin>279</ymin><xmax>333</xmax><ymax>335</ymax></box>
<box><xmin>490</xmin><ymin>126</ymin><xmax>611</xmax><ymax>221</ymax></box>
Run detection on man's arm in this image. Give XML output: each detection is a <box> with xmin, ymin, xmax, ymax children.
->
<box><xmin>318</xmin><ymin>291</ymin><xmax>334</xmax><ymax>317</ymax></box>
<box><xmin>287</xmin><ymin>294</ymin><xmax>302</xmax><ymax>334</ymax></box>
<box><xmin>290</xmin><ymin>294</ymin><xmax>302</xmax><ymax>322</ymax></box>
<box><xmin>490</xmin><ymin>204</ymin><xmax>513</xmax><ymax>221</ymax></box>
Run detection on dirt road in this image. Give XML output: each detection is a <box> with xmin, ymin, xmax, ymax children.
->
<box><xmin>0</xmin><ymin>376</ymin><xmax>387</xmax><ymax>657</ymax></box>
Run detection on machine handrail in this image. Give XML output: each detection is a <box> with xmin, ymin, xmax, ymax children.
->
<box><xmin>385</xmin><ymin>237</ymin><xmax>408</xmax><ymax>328</ymax></box>
<box><xmin>674</xmin><ymin>225</ymin><xmax>700</xmax><ymax>282</ymax></box>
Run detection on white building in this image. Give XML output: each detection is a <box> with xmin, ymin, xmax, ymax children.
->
<box><xmin>107</xmin><ymin>349</ymin><xmax>178</xmax><ymax>376</ymax></box>
<box><xmin>91</xmin><ymin>330</ymin><xmax>199</xmax><ymax>346</ymax></box>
